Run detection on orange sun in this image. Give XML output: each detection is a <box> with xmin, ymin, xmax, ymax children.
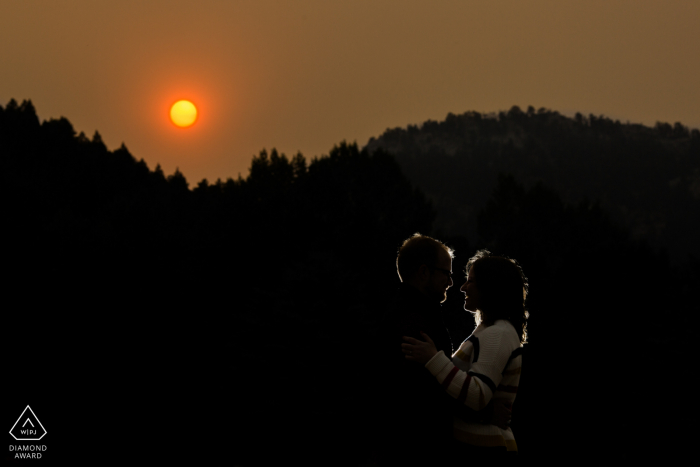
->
<box><xmin>170</xmin><ymin>100</ymin><xmax>198</xmax><ymax>128</ymax></box>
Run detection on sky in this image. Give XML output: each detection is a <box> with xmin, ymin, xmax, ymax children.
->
<box><xmin>2</xmin><ymin>0</ymin><xmax>699</xmax><ymax>185</ymax></box>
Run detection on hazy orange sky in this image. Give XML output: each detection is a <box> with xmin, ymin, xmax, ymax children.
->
<box><xmin>2</xmin><ymin>0</ymin><xmax>699</xmax><ymax>185</ymax></box>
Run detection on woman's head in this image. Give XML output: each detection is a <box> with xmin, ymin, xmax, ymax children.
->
<box><xmin>462</xmin><ymin>250</ymin><xmax>529</xmax><ymax>345</ymax></box>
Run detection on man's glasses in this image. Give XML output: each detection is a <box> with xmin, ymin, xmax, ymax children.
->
<box><xmin>431</xmin><ymin>266</ymin><xmax>453</xmax><ymax>279</ymax></box>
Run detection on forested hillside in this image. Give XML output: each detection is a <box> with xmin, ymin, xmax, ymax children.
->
<box><xmin>365</xmin><ymin>106</ymin><xmax>700</xmax><ymax>263</ymax></box>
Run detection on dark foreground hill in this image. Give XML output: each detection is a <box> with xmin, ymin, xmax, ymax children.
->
<box><xmin>365</xmin><ymin>106</ymin><xmax>700</xmax><ymax>263</ymax></box>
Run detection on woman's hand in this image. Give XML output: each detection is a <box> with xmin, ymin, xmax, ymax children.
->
<box><xmin>401</xmin><ymin>332</ymin><xmax>438</xmax><ymax>365</ymax></box>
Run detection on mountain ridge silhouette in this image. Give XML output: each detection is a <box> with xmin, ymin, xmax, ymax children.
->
<box><xmin>364</xmin><ymin>105</ymin><xmax>700</xmax><ymax>263</ymax></box>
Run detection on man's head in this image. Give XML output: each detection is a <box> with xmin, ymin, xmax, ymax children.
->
<box><xmin>396</xmin><ymin>233</ymin><xmax>454</xmax><ymax>303</ymax></box>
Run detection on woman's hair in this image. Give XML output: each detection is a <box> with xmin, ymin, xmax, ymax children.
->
<box><xmin>466</xmin><ymin>249</ymin><xmax>529</xmax><ymax>345</ymax></box>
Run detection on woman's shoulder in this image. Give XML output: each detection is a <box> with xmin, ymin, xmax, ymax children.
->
<box><xmin>493</xmin><ymin>319</ymin><xmax>516</xmax><ymax>331</ymax></box>
<box><xmin>479</xmin><ymin>320</ymin><xmax>520</xmax><ymax>346</ymax></box>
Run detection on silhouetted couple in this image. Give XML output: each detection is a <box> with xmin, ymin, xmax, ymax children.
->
<box><xmin>374</xmin><ymin>234</ymin><xmax>528</xmax><ymax>465</ymax></box>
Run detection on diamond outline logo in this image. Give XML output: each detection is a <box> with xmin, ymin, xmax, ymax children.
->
<box><xmin>9</xmin><ymin>405</ymin><xmax>47</xmax><ymax>441</ymax></box>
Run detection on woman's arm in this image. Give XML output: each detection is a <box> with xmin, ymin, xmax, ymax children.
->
<box><xmin>403</xmin><ymin>329</ymin><xmax>513</xmax><ymax>412</ymax></box>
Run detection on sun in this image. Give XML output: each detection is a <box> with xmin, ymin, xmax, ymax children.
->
<box><xmin>170</xmin><ymin>100</ymin><xmax>197</xmax><ymax>128</ymax></box>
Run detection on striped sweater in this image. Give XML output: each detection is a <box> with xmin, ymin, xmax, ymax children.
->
<box><xmin>424</xmin><ymin>319</ymin><xmax>523</xmax><ymax>451</ymax></box>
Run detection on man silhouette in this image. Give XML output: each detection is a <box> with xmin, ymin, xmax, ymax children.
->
<box><xmin>373</xmin><ymin>233</ymin><xmax>507</xmax><ymax>466</ymax></box>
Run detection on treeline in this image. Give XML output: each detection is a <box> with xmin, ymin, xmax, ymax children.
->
<box><xmin>366</xmin><ymin>105</ymin><xmax>700</xmax><ymax>263</ymax></box>
<box><xmin>3</xmin><ymin>99</ymin><xmax>693</xmax><ymax>463</ymax></box>
<box><xmin>2</xmin><ymin>99</ymin><xmax>431</xmax><ymax>311</ymax></box>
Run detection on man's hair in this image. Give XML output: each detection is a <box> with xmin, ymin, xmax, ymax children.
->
<box><xmin>466</xmin><ymin>249</ymin><xmax>529</xmax><ymax>345</ymax></box>
<box><xmin>396</xmin><ymin>233</ymin><xmax>454</xmax><ymax>282</ymax></box>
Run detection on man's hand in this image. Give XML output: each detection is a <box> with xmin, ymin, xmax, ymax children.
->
<box><xmin>491</xmin><ymin>401</ymin><xmax>512</xmax><ymax>430</ymax></box>
<box><xmin>401</xmin><ymin>332</ymin><xmax>438</xmax><ymax>365</ymax></box>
